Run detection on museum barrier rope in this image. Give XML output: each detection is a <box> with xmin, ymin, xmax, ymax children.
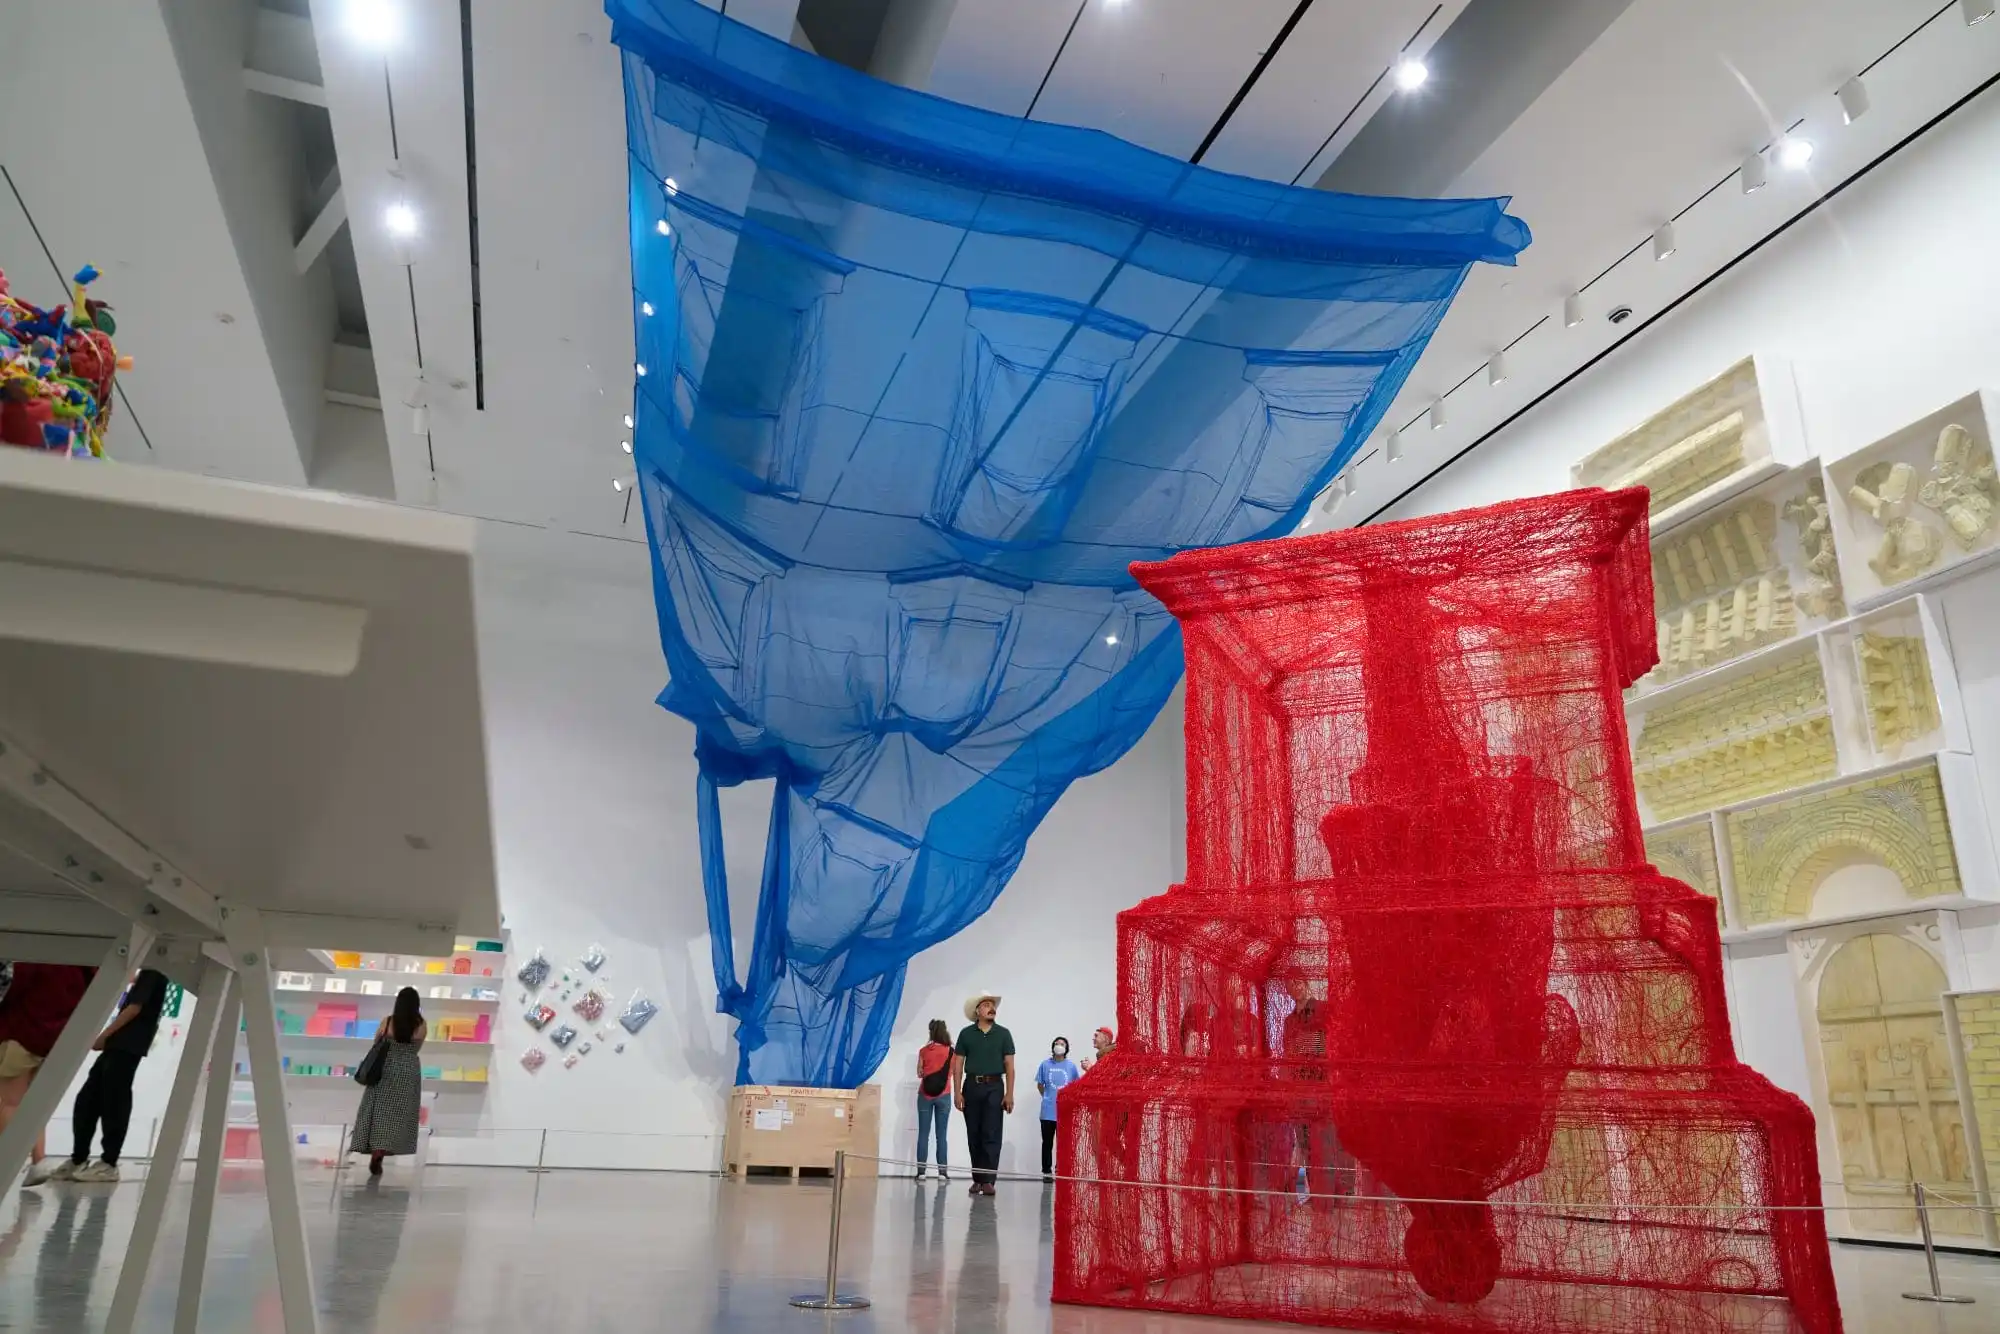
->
<box><xmin>785</xmin><ymin>1150</ymin><xmax>1994</xmax><ymax>1315</ymax></box>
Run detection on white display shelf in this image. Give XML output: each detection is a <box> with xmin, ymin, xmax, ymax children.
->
<box><xmin>1575</xmin><ymin>353</ymin><xmax>1811</xmax><ymax>535</ymax></box>
<box><xmin>244</xmin><ymin>1033</ymin><xmax>495</xmax><ymax>1052</ymax></box>
<box><xmin>1628</xmin><ymin>461</ymin><xmax>1844</xmax><ymax>700</ymax></box>
<box><xmin>1824</xmin><ymin>388</ymin><xmax>2000</xmax><ymax>608</ymax></box>
<box><xmin>1709</xmin><ymin>750</ymin><xmax>1999</xmax><ymax>942</ymax></box>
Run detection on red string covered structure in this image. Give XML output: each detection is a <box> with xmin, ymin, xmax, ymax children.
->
<box><xmin>1054</xmin><ymin>487</ymin><xmax>1841</xmax><ymax>1333</ymax></box>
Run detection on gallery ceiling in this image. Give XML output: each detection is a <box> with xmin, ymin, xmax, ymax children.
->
<box><xmin>4</xmin><ymin>0</ymin><xmax>1998</xmax><ymax>544</ymax></box>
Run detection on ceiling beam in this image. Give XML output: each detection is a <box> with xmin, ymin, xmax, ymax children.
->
<box><xmin>243</xmin><ymin>66</ymin><xmax>329</xmax><ymax>107</ymax></box>
<box><xmin>293</xmin><ymin>183</ymin><xmax>348</xmax><ymax>274</ymax></box>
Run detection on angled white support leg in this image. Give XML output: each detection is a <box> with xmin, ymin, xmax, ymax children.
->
<box><xmin>0</xmin><ymin>923</ymin><xmax>152</xmax><ymax>1186</ymax></box>
<box><xmin>176</xmin><ymin>979</ymin><xmax>242</xmax><ymax>1334</ymax></box>
<box><xmin>106</xmin><ymin>957</ymin><xmax>232</xmax><ymax>1334</ymax></box>
<box><xmin>222</xmin><ymin>905</ymin><xmax>321</xmax><ymax>1334</ymax></box>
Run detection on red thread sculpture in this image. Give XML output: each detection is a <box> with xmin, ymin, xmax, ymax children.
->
<box><xmin>1055</xmin><ymin>488</ymin><xmax>1841</xmax><ymax>1333</ymax></box>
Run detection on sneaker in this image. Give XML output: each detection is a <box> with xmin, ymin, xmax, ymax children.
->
<box><xmin>71</xmin><ymin>1160</ymin><xmax>120</xmax><ymax>1184</ymax></box>
<box><xmin>46</xmin><ymin>1160</ymin><xmax>81</xmax><ymax>1183</ymax></box>
<box><xmin>937</xmin><ymin>1168</ymin><xmax>948</xmax><ymax>1181</ymax></box>
<box><xmin>20</xmin><ymin>1159</ymin><xmax>52</xmax><ymax>1188</ymax></box>
<box><xmin>915</xmin><ymin>1167</ymin><xmax>928</xmax><ymax>1181</ymax></box>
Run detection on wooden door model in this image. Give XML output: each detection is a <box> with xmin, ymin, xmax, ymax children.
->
<box><xmin>1816</xmin><ymin>931</ymin><xmax>1977</xmax><ymax>1236</ymax></box>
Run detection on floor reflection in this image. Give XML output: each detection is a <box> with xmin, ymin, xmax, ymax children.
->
<box><xmin>0</xmin><ymin>1167</ymin><xmax>1987</xmax><ymax>1332</ymax></box>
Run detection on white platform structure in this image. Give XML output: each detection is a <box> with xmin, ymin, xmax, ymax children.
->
<box><xmin>0</xmin><ymin>448</ymin><xmax>497</xmax><ymax>1333</ymax></box>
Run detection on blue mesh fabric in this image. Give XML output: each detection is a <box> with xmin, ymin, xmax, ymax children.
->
<box><xmin>609</xmin><ymin>0</ymin><xmax>1529</xmax><ymax>1086</ymax></box>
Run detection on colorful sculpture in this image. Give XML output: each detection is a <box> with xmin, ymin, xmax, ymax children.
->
<box><xmin>0</xmin><ymin>265</ymin><xmax>131</xmax><ymax>457</ymax></box>
<box><xmin>1056</xmin><ymin>487</ymin><xmax>1841</xmax><ymax>1333</ymax></box>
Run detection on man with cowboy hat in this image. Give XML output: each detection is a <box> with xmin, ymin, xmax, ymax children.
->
<box><xmin>952</xmin><ymin>990</ymin><xmax>1014</xmax><ymax>1196</ymax></box>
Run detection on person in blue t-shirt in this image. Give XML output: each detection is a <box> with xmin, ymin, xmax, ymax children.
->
<box><xmin>1034</xmin><ymin>1037</ymin><xmax>1083</xmax><ymax>1181</ymax></box>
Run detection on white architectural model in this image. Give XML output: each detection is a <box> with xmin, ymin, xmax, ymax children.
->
<box><xmin>1917</xmin><ymin>423</ymin><xmax>1998</xmax><ymax>548</ymax></box>
<box><xmin>1848</xmin><ymin>460</ymin><xmax>1944</xmax><ymax>585</ymax></box>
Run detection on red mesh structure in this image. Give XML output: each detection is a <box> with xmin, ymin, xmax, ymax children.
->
<box><xmin>1054</xmin><ymin>488</ymin><xmax>1841</xmax><ymax>1334</ymax></box>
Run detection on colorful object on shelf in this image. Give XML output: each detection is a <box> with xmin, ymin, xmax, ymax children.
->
<box><xmin>573</xmin><ymin>989</ymin><xmax>607</xmax><ymax>1023</ymax></box>
<box><xmin>524</xmin><ymin>1003</ymin><xmax>557</xmax><ymax>1030</ymax></box>
<box><xmin>611</xmin><ymin>0</ymin><xmax>1529</xmax><ymax>1088</ymax></box>
<box><xmin>0</xmin><ymin>266</ymin><xmax>132</xmax><ymax>456</ymax></box>
<box><xmin>548</xmin><ymin>1023</ymin><xmax>579</xmax><ymax>1050</ymax></box>
<box><xmin>581</xmin><ymin>943</ymin><xmax>607</xmax><ymax>973</ymax></box>
<box><xmin>1055</xmin><ymin>489</ymin><xmax>1839</xmax><ymax>1333</ymax></box>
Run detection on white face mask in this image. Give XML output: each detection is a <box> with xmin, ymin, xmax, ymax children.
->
<box><xmin>1053</xmin><ymin>1046</ymin><xmax>1068</xmax><ymax>1059</ymax></box>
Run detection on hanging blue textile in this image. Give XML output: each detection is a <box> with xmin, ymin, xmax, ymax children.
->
<box><xmin>609</xmin><ymin>0</ymin><xmax>1529</xmax><ymax>1087</ymax></box>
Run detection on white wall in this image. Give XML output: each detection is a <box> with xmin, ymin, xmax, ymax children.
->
<box><xmin>1379</xmin><ymin>79</ymin><xmax>2000</xmax><ymax>1098</ymax></box>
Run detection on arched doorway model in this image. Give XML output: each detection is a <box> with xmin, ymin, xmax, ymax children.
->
<box><xmin>1813</xmin><ymin>930</ymin><xmax>1978</xmax><ymax>1236</ymax></box>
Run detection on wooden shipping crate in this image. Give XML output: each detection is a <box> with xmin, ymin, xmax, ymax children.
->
<box><xmin>723</xmin><ymin>1084</ymin><xmax>881</xmax><ymax>1177</ymax></box>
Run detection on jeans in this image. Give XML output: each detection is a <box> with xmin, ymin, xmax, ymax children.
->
<box><xmin>1040</xmin><ymin>1116</ymin><xmax>1058</xmax><ymax>1176</ymax></box>
<box><xmin>916</xmin><ymin>1092</ymin><xmax>950</xmax><ymax>1168</ymax></box>
<box><xmin>961</xmin><ymin>1078</ymin><xmax>1004</xmax><ymax>1187</ymax></box>
<box><xmin>72</xmin><ymin>1050</ymin><xmax>143</xmax><ymax>1165</ymax></box>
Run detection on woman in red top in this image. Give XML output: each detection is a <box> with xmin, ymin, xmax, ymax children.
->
<box><xmin>0</xmin><ymin>962</ymin><xmax>97</xmax><ymax>1184</ymax></box>
<box><xmin>915</xmin><ymin>1018</ymin><xmax>953</xmax><ymax>1180</ymax></box>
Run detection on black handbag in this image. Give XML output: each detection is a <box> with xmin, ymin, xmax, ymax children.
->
<box><xmin>354</xmin><ymin>1034</ymin><xmax>389</xmax><ymax>1087</ymax></box>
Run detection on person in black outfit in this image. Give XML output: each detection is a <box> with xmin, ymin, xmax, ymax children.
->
<box><xmin>951</xmin><ymin>991</ymin><xmax>1014</xmax><ymax>1197</ymax></box>
<box><xmin>52</xmin><ymin>968</ymin><xmax>169</xmax><ymax>1184</ymax></box>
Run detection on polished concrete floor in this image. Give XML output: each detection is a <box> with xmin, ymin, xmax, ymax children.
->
<box><xmin>0</xmin><ymin>1165</ymin><xmax>1994</xmax><ymax>1332</ymax></box>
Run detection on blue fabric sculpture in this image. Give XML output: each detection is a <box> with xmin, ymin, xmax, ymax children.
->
<box><xmin>608</xmin><ymin>0</ymin><xmax>1529</xmax><ymax>1087</ymax></box>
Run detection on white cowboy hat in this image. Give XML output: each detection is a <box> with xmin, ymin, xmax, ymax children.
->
<box><xmin>963</xmin><ymin>991</ymin><xmax>1002</xmax><ymax>1022</ymax></box>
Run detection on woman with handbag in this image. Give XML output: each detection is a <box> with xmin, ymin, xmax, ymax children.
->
<box><xmin>349</xmin><ymin>988</ymin><xmax>425</xmax><ymax>1177</ymax></box>
<box><xmin>914</xmin><ymin>1018</ymin><xmax>952</xmax><ymax>1180</ymax></box>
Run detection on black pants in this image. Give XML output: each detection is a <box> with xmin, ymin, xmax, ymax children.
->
<box><xmin>1040</xmin><ymin>1116</ymin><xmax>1058</xmax><ymax>1176</ymax></box>
<box><xmin>961</xmin><ymin>1078</ymin><xmax>1004</xmax><ymax>1187</ymax></box>
<box><xmin>72</xmin><ymin>1050</ymin><xmax>143</xmax><ymax>1165</ymax></box>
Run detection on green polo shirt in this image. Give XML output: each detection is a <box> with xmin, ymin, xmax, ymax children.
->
<box><xmin>954</xmin><ymin>1022</ymin><xmax>1015</xmax><ymax>1076</ymax></box>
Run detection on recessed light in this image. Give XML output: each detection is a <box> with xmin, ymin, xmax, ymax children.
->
<box><xmin>1392</xmin><ymin>58</ymin><xmax>1428</xmax><ymax>93</ymax></box>
<box><xmin>385</xmin><ymin>202</ymin><xmax>419</xmax><ymax>238</ymax></box>
<box><xmin>623</xmin><ymin>413</ymin><xmax>634</xmax><ymax>429</ymax></box>
<box><xmin>665</xmin><ymin>177</ymin><xmax>680</xmax><ymax>195</ymax></box>
<box><xmin>640</xmin><ymin>301</ymin><xmax>655</xmax><ymax>317</ymax></box>
<box><xmin>1608</xmin><ymin>305</ymin><xmax>1634</xmax><ymax>325</ymax></box>
<box><xmin>347</xmin><ymin>0</ymin><xmax>399</xmax><ymax>47</ymax></box>
<box><xmin>1776</xmin><ymin>137</ymin><xmax>1814</xmax><ymax>170</ymax></box>
<box><xmin>622</xmin><ymin>440</ymin><xmax>632</xmax><ymax>454</ymax></box>
<box><xmin>635</xmin><ymin>362</ymin><xmax>648</xmax><ymax>377</ymax></box>
<box><xmin>1105</xmin><ymin>633</ymin><xmax>1119</xmax><ymax>646</ymax></box>
<box><xmin>656</xmin><ymin>219</ymin><xmax>671</xmax><ymax>236</ymax></box>
<box><xmin>613</xmin><ymin>478</ymin><xmax>626</xmax><ymax>492</ymax></box>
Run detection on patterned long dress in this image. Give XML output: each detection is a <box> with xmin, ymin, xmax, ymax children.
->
<box><xmin>349</xmin><ymin>1031</ymin><xmax>423</xmax><ymax>1156</ymax></box>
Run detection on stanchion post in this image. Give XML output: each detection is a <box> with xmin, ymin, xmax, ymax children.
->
<box><xmin>790</xmin><ymin>1150</ymin><xmax>871</xmax><ymax>1311</ymax></box>
<box><xmin>1902</xmin><ymin>1182</ymin><xmax>1975</xmax><ymax>1305</ymax></box>
<box><xmin>527</xmin><ymin>1128</ymin><xmax>552</xmax><ymax>1175</ymax></box>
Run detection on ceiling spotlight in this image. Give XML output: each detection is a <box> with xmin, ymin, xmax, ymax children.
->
<box><xmin>1652</xmin><ymin>221</ymin><xmax>1677</xmax><ymax>261</ymax></box>
<box><xmin>346</xmin><ymin>0</ymin><xmax>400</xmax><ymax>47</ymax></box>
<box><xmin>613</xmin><ymin>478</ymin><xmax>626</xmax><ymax>493</ymax></box>
<box><xmin>1488</xmin><ymin>350</ymin><xmax>1508</xmax><ymax>387</ymax></box>
<box><xmin>1429</xmin><ymin>398</ymin><xmax>1447</xmax><ymax>430</ymax></box>
<box><xmin>664</xmin><ymin>177</ymin><xmax>680</xmax><ymax>195</ymax></box>
<box><xmin>411</xmin><ymin>403</ymin><xmax>430</xmax><ymax>436</ymax></box>
<box><xmin>656</xmin><ymin>219</ymin><xmax>671</xmax><ymax>236</ymax></box>
<box><xmin>1837</xmin><ymin>76</ymin><xmax>1871</xmax><ymax>124</ymax></box>
<box><xmin>623</xmin><ymin>413</ymin><xmax>634</xmax><ymax>429</ymax></box>
<box><xmin>385</xmin><ymin>202</ymin><xmax>419</xmax><ymax>238</ymax></box>
<box><xmin>1963</xmin><ymin>0</ymin><xmax>1995</xmax><ymax>26</ymax></box>
<box><xmin>1386</xmin><ymin>425</ymin><xmax>1405</xmax><ymax>463</ymax></box>
<box><xmin>1392</xmin><ymin>58</ymin><xmax>1429</xmax><ymax>93</ymax></box>
<box><xmin>640</xmin><ymin>301</ymin><xmax>656</xmax><ymax>317</ymax></box>
<box><xmin>1563</xmin><ymin>293</ymin><xmax>1584</xmax><ymax>328</ymax></box>
<box><xmin>1740</xmin><ymin>151</ymin><xmax>1768</xmax><ymax>194</ymax></box>
<box><xmin>1776</xmin><ymin>137</ymin><xmax>1814</xmax><ymax>170</ymax></box>
<box><xmin>1337</xmin><ymin>472</ymin><xmax>1353</xmax><ymax>499</ymax></box>
<box><xmin>635</xmin><ymin>362</ymin><xmax>648</xmax><ymax>377</ymax></box>
<box><xmin>622</xmin><ymin>439</ymin><xmax>633</xmax><ymax>454</ymax></box>
<box><xmin>1105</xmin><ymin>633</ymin><xmax>1120</xmax><ymax>646</ymax></box>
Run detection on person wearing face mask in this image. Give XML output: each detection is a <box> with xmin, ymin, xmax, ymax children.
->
<box><xmin>1033</xmin><ymin>1037</ymin><xmax>1082</xmax><ymax>1181</ymax></box>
